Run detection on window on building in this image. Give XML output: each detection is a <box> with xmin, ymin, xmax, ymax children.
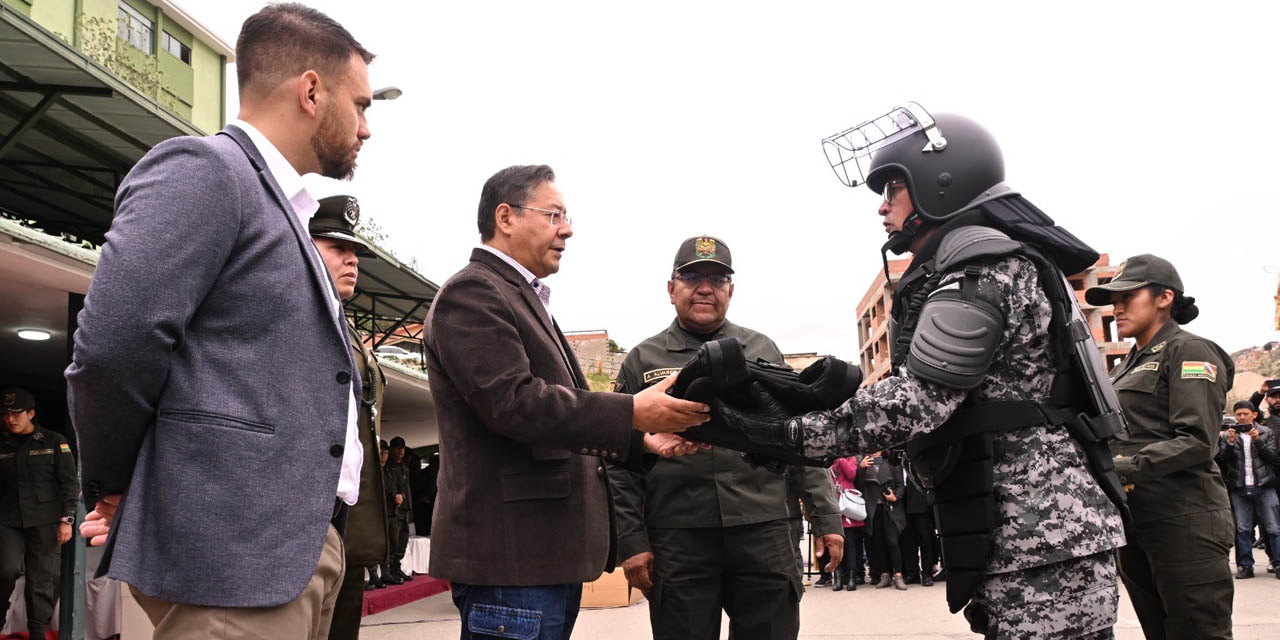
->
<box><xmin>1105</xmin><ymin>353</ymin><xmax>1124</xmax><ymax>372</ymax></box>
<box><xmin>162</xmin><ymin>31</ymin><xmax>192</xmax><ymax>65</ymax></box>
<box><xmin>118</xmin><ymin>2</ymin><xmax>154</xmax><ymax>54</ymax></box>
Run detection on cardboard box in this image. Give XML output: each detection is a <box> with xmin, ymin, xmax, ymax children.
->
<box><xmin>580</xmin><ymin>570</ymin><xmax>645</xmax><ymax>608</ymax></box>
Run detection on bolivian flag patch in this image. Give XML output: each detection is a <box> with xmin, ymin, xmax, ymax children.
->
<box><xmin>1180</xmin><ymin>361</ymin><xmax>1217</xmax><ymax>381</ymax></box>
<box><xmin>59</xmin><ymin>443</ymin><xmax>71</xmax><ymax>453</ymax></box>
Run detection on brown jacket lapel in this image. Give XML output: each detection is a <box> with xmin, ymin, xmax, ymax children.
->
<box><xmin>470</xmin><ymin>249</ymin><xmax>580</xmax><ymax>386</ymax></box>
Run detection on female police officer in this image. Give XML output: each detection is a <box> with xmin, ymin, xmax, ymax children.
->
<box><xmin>1085</xmin><ymin>254</ymin><xmax>1234</xmax><ymax>640</ymax></box>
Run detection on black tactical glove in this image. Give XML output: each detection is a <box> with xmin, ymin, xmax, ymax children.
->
<box><xmin>713</xmin><ymin>382</ymin><xmax>807</xmax><ymax>461</ymax></box>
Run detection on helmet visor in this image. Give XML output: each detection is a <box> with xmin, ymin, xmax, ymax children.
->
<box><xmin>821</xmin><ymin>103</ymin><xmax>934</xmax><ymax>188</ymax></box>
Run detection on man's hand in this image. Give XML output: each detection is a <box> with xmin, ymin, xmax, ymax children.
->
<box><xmin>1227</xmin><ymin>428</ymin><xmax>1238</xmax><ymax>445</ymax></box>
<box><xmin>643</xmin><ymin>433</ymin><xmax>709</xmax><ymax>458</ymax></box>
<box><xmin>395</xmin><ymin>494</ymin><xmax>404</xmax><ymax>505</ymax></box>
<box><xmin>1249</xmin><ymin>427</ymin><xmax>1261</xmax><ymax>441</ymax></box>
<box><xmin>621</xmin><ymin>551</ymin><xmax>655</xmax><ymax>592</ymax></box>
<box><xmin>80</xmin><ymin>494</ymin><xmax>121</xmax><ymax>547</ymax></box>
<box><xmin>58</xmin><ymin>522</ymin><xmax>73</xmax><ymax>545</ymax></box>
<box><xmin>884</xmin><ymin>489</ymin><xmax>898</xmax><ymax>503</ymax></box>
<box><xmin>814</xmin><ymin>533</ymin><xmax>844</xmax><ymax>572</ymax></box>
<box><xmin>859</xmin><ymin>456</ymin><xmax>875</xmax><ymax>469</ymax></box>
<box><xmin>633</xmin><ymin>373</ymin><xmax>709</xmax><ymax>434</ymax></box>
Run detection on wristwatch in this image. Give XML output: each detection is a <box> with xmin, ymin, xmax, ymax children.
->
<box><xmin>61</xmin><ymin>516</ymin><xmax>74</xmax><ymax>525</ymax></box>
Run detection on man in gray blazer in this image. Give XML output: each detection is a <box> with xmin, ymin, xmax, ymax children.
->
<box><xmin>426</xmin><ymin>165</ymin><xmax>710</xmax><ymax>639</ymax></box>
<box><xmin>68</xmin><ymin>5</ymin><xmax>376</xmax><ymax>638</ymax></box>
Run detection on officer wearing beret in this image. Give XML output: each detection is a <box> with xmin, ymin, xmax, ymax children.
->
<box><xmin>310</xmin><ymin>195</ymin><xmax>392</xmax><ymax>640</ymax></box>
<box><xmin>608</xmin><ymin>236</ymin><xmax>843</xmax><ymax>640</ymax></box>
<box><xmin>1</xmin><ymin>387</ymin><xmax>78</xmax><ymax>640</ymax></box>
<box><xmin>1085</xmin><ymin>254</ymin><xmax>1235</xmax><ymax>639</ymax></box>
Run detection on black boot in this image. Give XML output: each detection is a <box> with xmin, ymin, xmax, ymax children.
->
<box><xmin>382</xmin><ymin>565</ymin><xmax>404</xmax><ymax>585</ymax></box>
<box><xmin>366</xmin><ymin>565</ymin><xmax>384</xmax><ymax>590</ymax></box>
<box><xmin>833</xmin><ymin>567</ymin><xmax>847</xmax><ymax>591</ymax></box>
<box><xmin>389</xmin><ymin>563</ymin><xmax>409</xmax><ymax>583</ymax></box>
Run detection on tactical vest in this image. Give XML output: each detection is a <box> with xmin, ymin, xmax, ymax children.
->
<box><xmin>889</xmin><ymin>194</ymin><xmax>1130</xmax><ymax>614</ymax></box>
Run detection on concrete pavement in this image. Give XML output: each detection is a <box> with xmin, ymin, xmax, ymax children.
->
<box><xmin>359</xmin><ymin>567</ymin><xmax>1280</xmax><ymax>639</ymax></box>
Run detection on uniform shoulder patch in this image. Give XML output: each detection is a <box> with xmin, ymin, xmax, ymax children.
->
<box><xmin>60</xmin><ymin>443</ymin><xmax>71</xmax><ymax>453</ymax></box>
<box><xmin>1149</xmin><ymin>341</ymin><xmax>1167</xmax><ymax>353</ymax></box>
<box><xmin>1180</xmin><ymin>361</ymin><xmax>1217</xmax><ymax>381</ymax></box>
<box><xmin>642</xmin><ymin>368</ymin><xmax>680</xmax><ymax>385</ymax></box>
<box><xmin>1132</xmin><ymin>362</ymin><xmax>1160</xmax><ymax>373</ymax></box>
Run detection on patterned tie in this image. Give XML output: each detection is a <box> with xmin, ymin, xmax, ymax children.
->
<box><xmin>532</xmin><ymin>279</ymin><xmax>552</xmax><ymax>309</ymax></box>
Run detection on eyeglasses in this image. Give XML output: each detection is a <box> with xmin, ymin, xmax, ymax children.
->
<box><xmin>673</xmin><ymin>272</ymin><xmax>732</xmax><ymax>288</ymax></box>
<box><xmin>513</xmin><ymin>205</ymin><xmax>572</xmax><ymax>227</ymax></box>
<box><xmin>883</xmin><ymin>180</ymin><xmax>907</xmax><ymax>206</ymax></box>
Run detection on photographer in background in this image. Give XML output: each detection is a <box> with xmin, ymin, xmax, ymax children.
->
<box><xmin>1250</xmin><ymin>380</ymin><xmax>1280</xmax><ymax>431</ymax></box>
<box><xmin>1217</xmin><ymin>401</ymin><xmax>1280</xmax><ymax>579</ymax></box>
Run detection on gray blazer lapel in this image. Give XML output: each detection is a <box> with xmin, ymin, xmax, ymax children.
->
<box><xmin>219</xmin><ymin>127</ymin><xmax>348</xmax><ymax>340</ymax></box>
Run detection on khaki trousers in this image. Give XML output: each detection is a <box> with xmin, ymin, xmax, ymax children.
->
<box><xmin>131</xmin><ymin>524</ymin><xmax>345</xmax><ymax>640</ymax></box>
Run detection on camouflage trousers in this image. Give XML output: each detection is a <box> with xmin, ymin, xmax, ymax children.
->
<box><xmin>963</xmin><ymin>551</ymin><xmax>1118</xmax><ymax>639</ymax></box>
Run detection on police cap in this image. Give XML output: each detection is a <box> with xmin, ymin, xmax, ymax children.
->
<box><xmin>1084</xmin><ymin>254</ymin><xmax>1184</xmax><ymax>306</ymax></box>
<box><xmin>2</xmin><ymin>387</ymin><xmax>35</xmax><ymax>412</ymax></box>
<box><xmin>673</xmin><ymin>235</ymin><xmax>733</xmax><ymax>273</ymax></box>
<box><xmin>310</xmin><ymin>195</ymin><xmax>374</xmax><ymax>257</ymax></box>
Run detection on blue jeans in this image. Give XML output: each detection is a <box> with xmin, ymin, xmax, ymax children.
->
<box><xmin>451</xmin><ymin>582</ymin><xmax>583</xmax><ymax>640</ymax></box>
<box><xmin>1229</xmin><ymin>486</ymin><xmax>1280</xmax><ymax>568</ymax></box>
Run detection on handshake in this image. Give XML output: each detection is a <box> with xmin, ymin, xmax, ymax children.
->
<box><xmin>666</xmin><ymin>338</ymin><xmax>862</xmax><ymax>470</ymax></box>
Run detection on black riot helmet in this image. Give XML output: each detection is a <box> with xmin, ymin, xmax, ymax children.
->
<box><xmin>865</xmin><ymin>113</ymin><xmax>1004</xmax><ymax>222</ymax></box>
<box><xmin>822</xmin><ymin>104</ymin><xmax>1009</xmax><ymax>252</ymax></box>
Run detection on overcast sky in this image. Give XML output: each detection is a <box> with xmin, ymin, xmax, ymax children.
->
<box><xmin>188</xmin><ymin>0</ymin><xmax>1280</xmax><ymax>360</ymax></box>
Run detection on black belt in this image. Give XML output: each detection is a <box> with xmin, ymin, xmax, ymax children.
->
<box><xmin>331</xmin><ymin>497</ymin><xmax>350</xmax><ymax>538</ymax></box>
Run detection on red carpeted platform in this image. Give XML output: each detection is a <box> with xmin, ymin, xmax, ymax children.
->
<box><xmin>362</xmin><ymin>575</ymin><xmax>450</xmax><ymax>616</ymax></box>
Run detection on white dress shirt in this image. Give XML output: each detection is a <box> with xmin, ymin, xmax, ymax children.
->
<box><xmin>230</xmin><ymin>120</ymin><xmax>363</xmax><ymax>506</ymax></box>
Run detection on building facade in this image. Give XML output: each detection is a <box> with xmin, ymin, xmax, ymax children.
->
<box><xmin>855</xmin><ymin>254</ymin><xmax>1129</xmax><ymax>385</ymax></box>
<box><xmin>3</xmin><ymin>0</ymin><xmax>231</xmax><ymax>133</ymax></box>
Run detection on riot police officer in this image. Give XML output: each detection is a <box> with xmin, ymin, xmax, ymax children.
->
<box><xmin>713</xmin><ymin>104</ymin><xmax>1127</xmax><ymax>638</ymax></box>
<box><xmin>309</xmin><ymin>195</ymin><xmax>392</xmax><ymax>640</ymax></box>
<box><xmin>1086</xmin><ymin>255</ymin><xmax>1235</xmax><ymax>639</ymax></box>
<box><xmin>1</xmin><ymin>387</ymin><xmax>78</xmax><ymax>640</ymax></box>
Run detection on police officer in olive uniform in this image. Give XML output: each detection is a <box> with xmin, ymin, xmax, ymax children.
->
<box><xmin>1</xmin><ymin>388</ymin><xmax>78</xmax><ymax>639</ymax></box>
<box><xmin>381</xmin><ymin>437</ymin><xmax>413</xmax><ymax>585</ymax></box>
<box><xmin>308</xmin><ymin>195</ymin><xmax>392</xmax><ymax>640</ymax></box>
<box><xmin>1085</xmin><ymin>254</ymin><xmax>1235</xmax><ymax>640</ymax></box>
<box><xmin>608</xmin><ymin>236</ymin><xmax>843</xmax><ymax>640</ymax></box>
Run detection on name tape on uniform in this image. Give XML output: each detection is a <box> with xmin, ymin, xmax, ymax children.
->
<box><xmin>642</xmin><ymin>368</ymin><xmax>681</xmax><ymax>385</ymax></box>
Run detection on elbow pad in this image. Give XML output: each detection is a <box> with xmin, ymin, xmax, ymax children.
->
<box><xmin>905</xmin><ymin>289</ymin><xmax>1004</xmax><ymax>390</ymax></box>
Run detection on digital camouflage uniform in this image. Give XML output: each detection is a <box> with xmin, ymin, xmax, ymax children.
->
<box><xmin>796</xmin><ymin>255</ymin><xmax>1126</xmax><ymax>639</ymax></box>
